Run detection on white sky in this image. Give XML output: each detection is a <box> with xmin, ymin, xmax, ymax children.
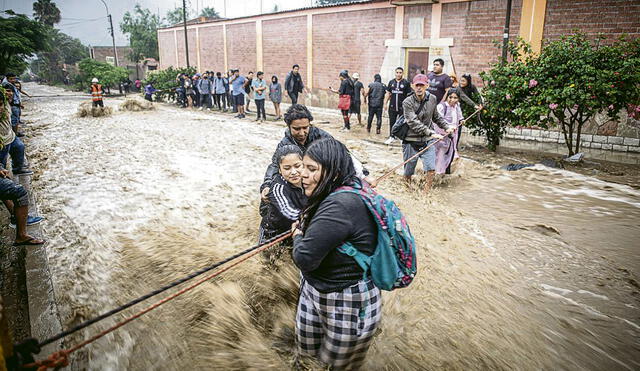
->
<box><xmin>1</xmin><ymin>0</ymin><xmax>312</xmax><ymax>47</ymax></box>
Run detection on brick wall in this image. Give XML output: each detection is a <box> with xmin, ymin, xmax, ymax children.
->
<box><xmin>198</xmin><ymin>25</ymin><xmax>225</xmax><ymax>72</ymax></box>
<box><xmin>403</xmin><ymin>5</ymin><xmax>431</xmax><ymax>39</ymax></box>
<box><xmin>158</xmin><ymin>31</ymin><xmax>175</xmax><ymax>69</ymax></box>
<box><xmin>91</xmin><ymin>46</ymin><xmax>134</xmax><ymax>67</ymax></box>
<box><xmin>175</xmin><ymin>29</ymin><xmax>198</xmax><ymax>68</ymax></box>
<box><xmin>226</xmin><ymin>22</ymin><xmax>256</xmax><ymax>74</ymax></box>
<box><xmin>543</xmin><ymin>0</ymin><xmax>640</xmax><ymax>43</ymax></box>
<box><xmin>441</xmin><ymin>0</ymin><xmax>523</xmax><ymax>86</ymax></box>
<box><xmin>312</xmin><ymin>8</ymin><xmax>395</xmax><ymax>90</ymax></box>
<box><xmin>262</xmin><ymin>16</ymin><xmax>307</xmax><ymax>84</ymax></box>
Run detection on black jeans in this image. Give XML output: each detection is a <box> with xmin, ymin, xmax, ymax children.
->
<box><xmin>213</xmin><ymin>94</ymin><xmax>222</xmax><ymax>109</ymax></box>
<box><xmin>200</xmin><ymin>94</ymin><xmax>211</xmax><ymax>108</ymax></box>
<box><xmin>92</xmin><ymin>100</ymin><xmax>104</xmax><ymax>108</ymax></box>
<box><xmin>255</xmin><ymin>99</ymin><xmax>266</xmax><ymax>120</ymax></box>
<box><xmin>388</xmin><ymin>108</ymin><xmax>402</xmax><ymax>136</ymax></box>
<box><xmin>341</xmin><ymin>109</ymin><xmax>350</xmax><ymax>129</ymax></box>
<box><xmin>289</xmin><ymin>91</ymin><xmax>298</xmax><ymax>105</ymax></box>
<box><xmin>367</xmin><ymin>105</ymin><xmax>382</xmax><ymax>130</ymax></box>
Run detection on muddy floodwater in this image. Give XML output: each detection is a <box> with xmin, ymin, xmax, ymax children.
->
<box><xmin>20</xmin><ymin>84</ymin><xmax>639</xmax><ymax>370</ymax></box>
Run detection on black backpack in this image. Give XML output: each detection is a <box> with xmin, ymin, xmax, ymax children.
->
<box><xmin>391</xmin><ymin>94</ymin><xmax>428</xmax><ymax>140</ymax></box>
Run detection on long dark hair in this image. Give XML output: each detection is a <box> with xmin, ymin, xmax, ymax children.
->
<box><xmin>461</xmin><ymin>74</ymin><xmax>475</xmax><ymax>98</ymax></box>
<box><xmin>301</xmin><ymin>138</ymin><xmax>358</xmax><ymax>229</ymax></box>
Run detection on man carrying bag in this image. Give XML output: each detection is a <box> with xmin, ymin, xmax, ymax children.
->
<box><xmin>392</xmin><ymin>74</ymin><xmax>455</xmax><ymax>193</ymax></box>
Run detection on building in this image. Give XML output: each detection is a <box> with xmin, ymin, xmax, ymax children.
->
<box><xmin>89</xmin><ymin>46</ymin><xmax>159</xmax><ymax>81</ymax></box>
<box><xmin>156</xmin><ymin>0</ymin><xmax>639</xmax><ymax>110</ymax></box>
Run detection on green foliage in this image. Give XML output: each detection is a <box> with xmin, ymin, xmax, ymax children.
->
<box><xmin>30</xmin><ymin>28</ymin><xmax>88</xmax><ymax>83</ymax></box>
<box><xmin>144</xmin><ymin>66</ymin><xmax>196</xmax><ymax>101</ymax></box>
<box><xmin>165</xmin><ymin>7</ymin><xmax>192</xmax><ymax>26</ymax></box>
<box><xmin>199</xmin><ymin>7</ymin><xmax>220</xmax><ymax>18</ymax></box>
<box><xmin>32</xmin><ymin>0</ymin><xmax>60</xmax><ymax>26</ymax></box>
<box><xmin>0</xmin><ymin>12</ymin><xmax>49</xmax><ymax>75</ymax></box>
<box><xmin>120</xmin><ymin>5</ymin><xmax>160</xmax><ymax>62</ymax></box>
<box><xmin>478</xmin><ymin>34</ymin><xmax>640</xmax><ymax>155</ymax></box>
<box><xmin>78</xmin><ymin>58</ymin><xmax>128</xmax><ymax>88</ymax></box>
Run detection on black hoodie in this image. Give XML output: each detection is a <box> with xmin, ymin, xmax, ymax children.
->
<box><xmin>261</xmin><ymin>126</ymin><xmax>333</xmax><ymax>191</ymax></box>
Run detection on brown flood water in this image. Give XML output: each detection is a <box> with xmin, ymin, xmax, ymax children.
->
<box><xmin>21</xmin><ymin>84</ymin><xmax>639</xmax><ymax>370</ymax></box>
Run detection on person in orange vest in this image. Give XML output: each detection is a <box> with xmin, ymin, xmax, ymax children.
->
<box><xmin>90</xmin><ymin>77</ymin><xmax>104</xmax><ymax>107</ymax></box>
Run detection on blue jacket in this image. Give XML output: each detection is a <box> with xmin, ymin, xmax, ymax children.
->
<box><xmin>199</xmin><ymin>78</ymin><xmax>213</xmax><ymax>94</ymax></box>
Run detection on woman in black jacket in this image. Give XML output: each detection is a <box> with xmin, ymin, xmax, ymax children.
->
<box><xmin>259</xmin><ymin>145</ymin><xmax>307</xmax><ymax>244</ymax></box>
<box><xmin>292</xmin><ymin>138</ymin><xmax>381</xmax><ymax>370</ymax></box>
<box><xmin>329</xmin><ymin>70</ymin><xmax>355</xmax><ymax>132</ymax></box>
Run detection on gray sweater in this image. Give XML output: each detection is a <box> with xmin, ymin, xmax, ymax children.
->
<box><xmin>402</xmin><ymin>93</ymin><xmax>454</xmax><ymax>142</ymax></box>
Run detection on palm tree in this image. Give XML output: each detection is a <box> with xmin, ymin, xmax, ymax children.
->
<box><xmin>33</xmin><ymin>0</ymin><xmax>61</xmax><ymax>26</ymax></box>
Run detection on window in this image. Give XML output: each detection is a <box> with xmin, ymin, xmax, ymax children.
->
<box><xmin>106</xmin><ymin>56</ymin><xmax>115</xmax><ymax>65</ymax></box>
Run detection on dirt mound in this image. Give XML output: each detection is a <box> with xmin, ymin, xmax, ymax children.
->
<box><xmin>119</xmin><ymin>98</ymin><xmax>154</xmax><ymax>112</ymax></box>
<box><xmin>77</xmin><ymin>101</ymin><xmax>112</xmax><ymax>117</ymax></box>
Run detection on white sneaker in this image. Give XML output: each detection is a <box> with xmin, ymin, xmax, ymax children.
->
<box><xmin>384</xmin><ymin>136</ymin><xmax>396</xmax><ymax>145</ymax></box>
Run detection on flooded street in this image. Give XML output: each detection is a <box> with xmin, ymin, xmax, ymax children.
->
<box><xmin>21</xmin><ymin>83</ymin><xmax>639</xmax><ymax>370</ymax></box>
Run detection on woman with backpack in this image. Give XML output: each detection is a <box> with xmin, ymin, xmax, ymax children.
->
<box><xmin>292</xmin><ymin>138</ymin><xmax>381</xmax><ymax>370</ymax></box>
<box><xmin>434</xmin><ymin>89</ymin><xmax>465</xmax><ymax>174</ymax></box>
<box><xmin>329</xmin><ymin>70</ymin><xmax>355</xmax><ymax>132</ymax></box>
<box><xmin>258</xmin><ymin>145</ymin><xmax>307</xmax><ymax>244</ymax></box>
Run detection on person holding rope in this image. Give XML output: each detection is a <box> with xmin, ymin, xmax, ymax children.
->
<box><xmin>434</xmin><ymin>89</ymin><xmax>465</xmax><ymax>175</ymax></box>
<box><xmin>292</xmin><ymin>138</ymin><xmax>380</xmax><ymax>370</ymax></box>
<box><xmin>402</xmin><ymin>74</ymin><xmax>455</xmax><ymax>193</ymax></box>
<box><xmin>258</xmin><ymin>145</ymin><xmax>307</xmax><ymax>244</ymax></box>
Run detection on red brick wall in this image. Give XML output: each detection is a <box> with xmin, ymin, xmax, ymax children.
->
<box><xmin>262</xmin><ymin>16</ymin><xmax>307</xmax><ymax>84</ymax></box>
<box><xmin>403</xmin><ymin>5</ymin><xmax>431</xmax><ymax>39</ymax></box>
<box><xmin>226</xmin><ymin>22</ymin><xmax>256</xmax><ymax>74</ymax></box>
<box><xmin>158</xmin><ymin>31</ymin><xmax>175</xmax><ymax>69</ymax></box>
<box><xmin>441</xmin><ymin>0</ymin><xmax>523</xmax><ymax>86</ymax></box>
<box><xmin>543</xmin><ymin>0</ymin><xmax>640</xmax><ymax>44</ymax></box>
<box><xmin>198</xmin><ymin>25</ymin><xmax>225</xmax><ymax>72</ymax></box>
<box><xmin>312</xmin><ymin>8</ymin><xmax>395</xmax><ymax>90</ymax></box>
<box><xmin>175</xmin><ymin>28</ymin><xmax>198</xmax><ymax>68</ymax></box>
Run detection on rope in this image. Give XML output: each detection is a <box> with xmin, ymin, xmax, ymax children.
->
<box><xmin>375</xmin><ymin>108</ymin><xmax>481</xmax><ymax>184</ymax></box>
<box><xmin>24</xmin><ymin>106</ymin><xmax>481</xmax><ymax>368</ymax></box>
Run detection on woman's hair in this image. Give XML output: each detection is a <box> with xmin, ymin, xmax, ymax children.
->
<box><xmin>271</xmin><ymin>75</ymin><xmax>278</xmax><ymax>83</ymax></box>
<box><xmin>374</xmin><ymin>74</ymin><xmax>382</xmax><ymax>83</ymax></box>
<box><xmin>284</xmin><ymin>104</ymin><xmax>314</xmax><ymax>126</ymax></box>
<box><xmin>274</xmin><ymin>145</ymin><xmax>303</xmax><ymax>166</ymax></box>
<box><xmin>460</xmin><ymin>74</ymin><xmax>476</xmax><ymax>98</ymax></box>
<box><xmin>301</xmin><ymin>138</ymin><xmax>358</xmax><ymax>228</ymax></box>
<box><xmin>339</xmin><ymin>69</ymin><xmax>349</xmax><ymax>79</ymax></box>
<box><xmin>450</xmin><ymin>73</ymin><xmax>458</xmax><ymax>85</ymax></box>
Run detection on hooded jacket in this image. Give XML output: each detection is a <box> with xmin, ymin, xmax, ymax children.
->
<box><xmin>261</xmin><ymin>126</ymin><xmax>332</xmax><ymax>191</ymax></box>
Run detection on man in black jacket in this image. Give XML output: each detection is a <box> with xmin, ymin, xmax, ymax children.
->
<box><xmin>284</xmin><ymin>64</ymin><xmax>305</xmax><ymax>105</ymax></box>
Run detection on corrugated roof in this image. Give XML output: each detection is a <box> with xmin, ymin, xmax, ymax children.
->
<box><xmin>159</xmin><ymin>0</ymin><xmax>384</xmax><ymax>30</ymax></box>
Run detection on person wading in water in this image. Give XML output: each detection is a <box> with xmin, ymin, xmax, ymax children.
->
<box><xmin>292</xmin><ymin>138</ymin><xmax>381</xmax><ymax>370</ymax></box>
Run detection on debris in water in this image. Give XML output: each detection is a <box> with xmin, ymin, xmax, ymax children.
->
<box><xmin>119</xmin><ymin>98</ymin><xmax>155</xmax><ymax>112</ymax></box>
<box><xmin>77</xmin><ymin>101</ymin><xmax>112</xmax><ymax>117</ymax></box>
<box><xmin>564</xmin><ymin>153</ymin><xmax>584</xmax><ymax>163</ymax></box>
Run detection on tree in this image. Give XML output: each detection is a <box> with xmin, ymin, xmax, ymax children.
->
<box><xmin>0</xmin><ymin>12</ymin><xmax>49</xmax><ymax>75</ymax></box>
<box><xmin>120</xmin><ymin>5</ymin><xmax>160</xmax><ymax>62</ymax></box>
<box><xmin>144</xmin><ymin>66</ymin><xmax>196</xmax><ymax>101</ymax></box>
<box><xmin>199</xmin><ymin>7</ymin><xmax>220</xmax><ymax>19</ymax></box>
<box><xmin>31</xmin><ymin>28</ymin><xmax>88</xmax><ymax>83</ymax></box>
<box><xmin>78</xmin><ymin>58</ymin><xmax>128</xmax><ymax>88</ymax></box>
<box><xmin>478</xmin><ymin>35</ymin><xmax>640</xmax><ymax>155</ymax></box>
<box><xmin>32</xmin><ymin>0</ymin><xmax>60</xmax><ymax>26</ymax></box>
<box><xmin>165</xmin><ymin>7</ymin><xmax>192</xmax><ymax>26</ymax></box>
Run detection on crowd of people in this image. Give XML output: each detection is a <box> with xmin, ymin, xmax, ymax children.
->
<box><xmin>0</xmin><ymin>73</ymin><xmax>45</xmax><ymax>247</ymax></box>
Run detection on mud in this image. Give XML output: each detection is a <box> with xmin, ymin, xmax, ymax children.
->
<box><xmin>18</xmin><ymin>83</ymin><xmax>640</xmax><ymax>370</ymax></box>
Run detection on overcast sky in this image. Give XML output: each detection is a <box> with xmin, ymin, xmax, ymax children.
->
<box><xmin>1</xmin><ymin>0</ymin><xmax>313</xmax><ymax>46</ymax></box>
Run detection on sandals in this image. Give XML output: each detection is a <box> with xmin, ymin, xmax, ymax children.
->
<box><xmin>13</xmin><ymin>237</ymin><xmax>46</xmax><ymax>246</ymax></box>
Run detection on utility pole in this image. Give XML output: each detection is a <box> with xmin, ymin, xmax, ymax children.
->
<box><xmin>182</xmin><ymin>0</ymin><xmax>190</xmax><ymax>67</ymax></box>
<box><xmin>100</xmin><ymin>0</ymin><xmax>119</xmax><ymax>66</ymax></box>
<box><xmin>501</xmin><ymin>0</ymin><xmax>513</xmax><ymax>63</ymax></box>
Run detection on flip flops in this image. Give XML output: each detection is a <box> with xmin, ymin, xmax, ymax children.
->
<box><xmin>13</xmin><ymin>237</ymin><xmax>46</xmax><ymax>246</ymax></box>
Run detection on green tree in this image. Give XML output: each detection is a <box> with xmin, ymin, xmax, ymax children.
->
<box><xmin>144</xmin><ymin>66</ymin><xmax>195</xmax><ymax>101</ymax></box>
<box><xmin>199</xmin><ymin>7</ymin><xmax>220</xmax><ymax>18</ymax></box>
<box><xmin>165</xmin><ymin>7</ymin><xmax>192</xmax><ymax>26</ymax></box>
<box><xmin>32</xmin><ymin>0</ymin><xmax>61</xmax><ymax>26</ymax></box>
<box><xmin>478</xmin><ymin>35</ymin><xmax>640</xmax><ymax>155</ymax></box>
<box><xmin>0</xmin><ymin>12</ymin><xmax>49</xmax><ymax>75</ymax></box>
<box><xmin>31</xmin><ymin>28</ymin><xmax>88</xmax><ymax>83</ymax></box>
<box><xmin>78</xmin><ymin>58</ymin><xmax>128</xmax><ymax>88</ymax></box>
<box><xmin>120</xmin><ymin>5</ymin><xmax>160</xmax><ymax>62</ymax></box>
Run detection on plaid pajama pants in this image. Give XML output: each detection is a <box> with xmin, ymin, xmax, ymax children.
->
<box><xmin>296</xmin><ymin>278</ymin><xmax>382</xmax><ymax>370</ymax></box>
